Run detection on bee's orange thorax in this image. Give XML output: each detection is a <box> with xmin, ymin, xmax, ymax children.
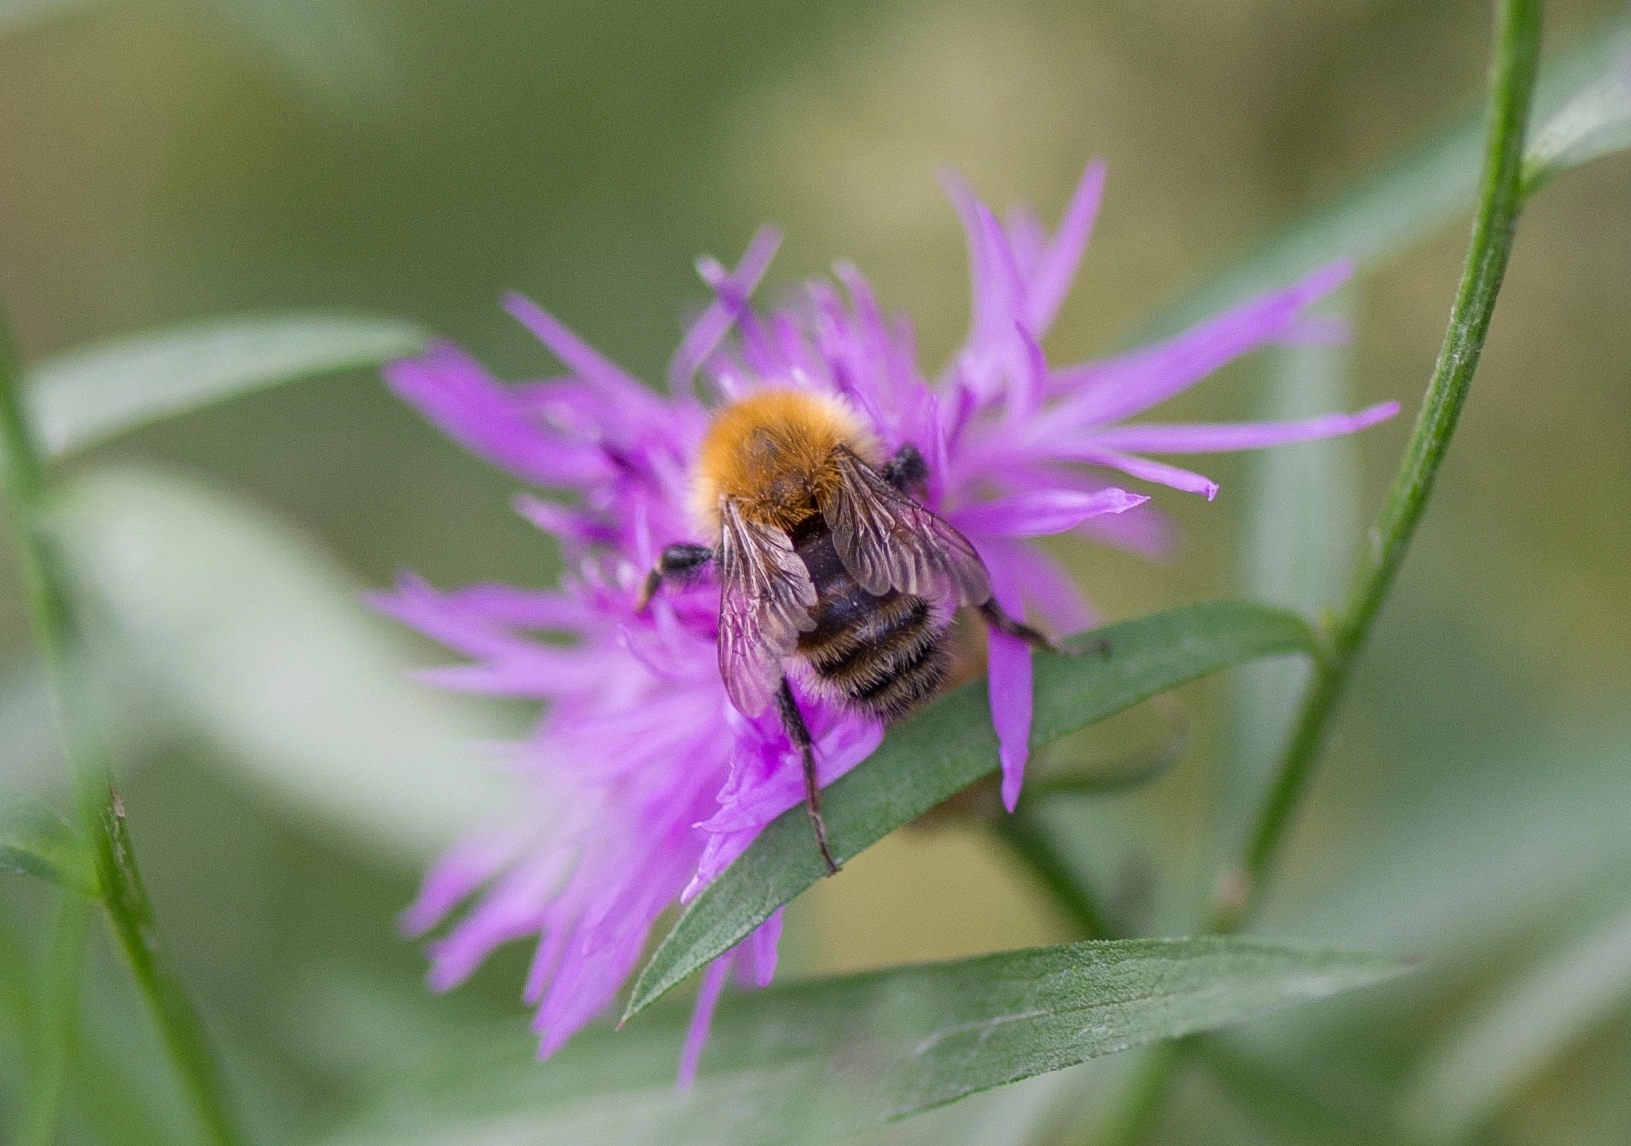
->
<box><xmin>690</xmin><ymin>389</ymin><xmax>880</xmax><ymax>536</ymax></box>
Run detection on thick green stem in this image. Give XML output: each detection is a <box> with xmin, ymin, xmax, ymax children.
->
<box><xmin>0</xmin><ymin>312</ymin><xmax>246</xmax><ymax>1145</ymax></box>
<box><xmin>1216</xmin><ymin>0</ymin><xmax>1544</xmax><ymax>931</ymax></box>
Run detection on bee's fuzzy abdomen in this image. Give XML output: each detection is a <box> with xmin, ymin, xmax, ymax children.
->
<box><xmin>791</xmin><ymin>518</ymin><xmax>953</xmax><ymax>723</ymax></box>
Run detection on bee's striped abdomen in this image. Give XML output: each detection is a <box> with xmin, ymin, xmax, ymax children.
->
<box><xmin>790</xmin><ymin>515</ymin><xmax>950</xmax><ymax>722</ymax></box>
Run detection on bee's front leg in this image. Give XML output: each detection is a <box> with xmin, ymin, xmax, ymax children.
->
<box><xmin>776</xmin><ymin>678</ymin><xmax>841</xmax><ymax>876</ymax></box>
<box><xmin>635</xmin><ymin>543</ymin><xmax>714</xmax><ymax>610</ymax></box>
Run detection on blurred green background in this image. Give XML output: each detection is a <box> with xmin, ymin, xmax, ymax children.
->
<box><xmin>2</xmin><ymin>0</ymin><xmax>1629</xmax><ymax>1143</ymax></box>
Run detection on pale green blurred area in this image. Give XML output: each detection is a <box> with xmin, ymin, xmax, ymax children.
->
<box><xmin>1</xmin><ymin>1</ymin><xmax>1630</xmax><ymax>1143</ymax></box>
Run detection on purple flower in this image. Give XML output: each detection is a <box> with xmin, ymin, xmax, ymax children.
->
<box><xmin>376</xmin><ymin>160</ymin><xmax>1397</xmax><ymax>1081</ymax></box>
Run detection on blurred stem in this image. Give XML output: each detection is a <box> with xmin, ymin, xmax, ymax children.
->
<box><xmin>991</xmin><ymin>805</ymin><xmax>1112</xmax><ymax>939</ymax></box>
<box><xmin>17</xmin><ymin>895</ymin><xmax>87</xmax><ymax>1146</ymax></box>
<box><xmin>1215</xmin><ymin>0</ymin><xmax>1544</xmax><ymax>933</ymax></box>
<box><xmin>0</xmin><ymin>308</ymin><xmax>247</xmax><ymax>1146</ymax></box>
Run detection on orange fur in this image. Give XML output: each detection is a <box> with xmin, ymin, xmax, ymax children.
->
<box><xmin>690</xmin><ymin>389</ymin><xmax>880</xmax><ymax>537</ymax></box>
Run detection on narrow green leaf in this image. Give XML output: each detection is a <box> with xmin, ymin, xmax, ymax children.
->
<box><xmin>53</xmin><ymin>464</ymin><xmax>517</xmax><ymax>863</ymax></box>
<box><xmin>1403</xmin><ymin>901</ymin><xmax>1631</xmax><ymax>1141</ymax></box>
<box><xmin>1136</xmin><ymin>12</ymin><xmax>1629</xmax><ymax>341</ymax></box>
<box><xmin>624</xmin><ymin>602</ymin><xmax>1315</xmax><ymax>1021</ymax></box>
<box><xmin>323</xmin><ymin>938</ymin><xmax>1402</xmax><ymax>1146</ymax></box>
<box><xmin>0</xmin><ymin>797</ymin><xmax>96</xmax><ymax>896</ymax></box>
<box><xmin>1522</xmin><ymin>29</ymin><xmax>1631</xmax><ymax>195</ymax></box>
<box><xmin>25</xmin><ymin>313</ymin><xmax>427</xmax><ymax>459</ymax></box>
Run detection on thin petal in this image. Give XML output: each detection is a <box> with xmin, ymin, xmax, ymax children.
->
<box><xmin>384</xmin><ymin>343</ymin><xmax>608</xmax><ymax>486</ymax></box>
<box><xmin>1048</xmin><ymin>447</ymin><xmax>1220</xmax><ymax>500</ymax></box>
<box><xmin>668</xmin><ymin>226</ymin><xmax>782</xmax><ymax>399</ymax></box>
<box><xmin>1045</xmin><ymin>259</ymin><xmax>1353</xmax><ymax>426</ymax></box>
<box><xmin>503</xmin><ymin>292</ymin><xmax>657</xmax><ymax>415</ymax></box>
<box><xmin>952</xmin><ymin>488</ymin><xmax>1148</xmax><ymax>538</ymax></box>
<box><xmin>976</xmin><ymin>547</ymin><xmax>1032</xmax><ymax>812</ymax></box>
<box><xmin>677</xmin><ymin>952</ymin><xmax>733</xmax><ymax>1090</ymax></box>
<box><xmin>1024</xmin><ymin>159</ymin><xmax>1107</xmax><ymax>336</ymax></box>
<box><xmin>1084</xmin><ymin>400</ymin><xmax>1400</xmax><ymax>454</ymax></box>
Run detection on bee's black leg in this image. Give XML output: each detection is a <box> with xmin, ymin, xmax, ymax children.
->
<box><xmin>880</xmin><ymin>443</ymin><xmax>928</xmax><ymax>493</ymax></box>
<box><xmin>978</xmin><ymin>598</ymin><xmax>1055</xmax><ymax>652</ymax></box>
<box><xmin>776</xmin><ymin>678</ymin><xmax>840</xmax><ymax>875</ymax></box>
<box><xmin>635</xmin><ymin>543</ymin><xmax>714</xmax><ymax>610</ymax></box>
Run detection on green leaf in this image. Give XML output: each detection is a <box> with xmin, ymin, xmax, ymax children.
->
<box><xmin>1523</xmin><ymin>30</ymin><xmax>1631</xmax><ymax>195</ymax></box>
<box><xmin>625</xmin><ymin>602</ymin><xmax>1315</xmax><ymax>1021</ymax></box>
<box><xmin>25</xmin><ymin>313</ymin><xmax>427</xmax><ymax>459</ymax></box>
<box><xmin>1403</xmin><ymin>901</ymin><xmax>1631</xmax><ymax>1141</ymax></box>
<box><xmin>322</xmin><ymin>938</ymin><xmax>1403</xmax><ymax>1146</ymax></box>
<box><xmin>53</xmin><ymin>464</ymin><xmax>517</xmax><ymax>863</ymax></box>
<box><xmin>1136</xmin><ymin>11</ymin><xmax>1630</xmax><ymax>341</ymax></box>
<box><xmin>0</xmin><ymin>797</ymin><xmax>96</xmax><ymax>896</ymax></box>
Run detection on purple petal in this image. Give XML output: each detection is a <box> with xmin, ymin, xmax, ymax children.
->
<box><xmin>952</xmin><ymin>487</ymin><xmax>1148</xmax><ymax>538</ymax></box>
<box><xmin>976</xmin><ymin>549</ymin><xmax>1032</xmax><ymax>811</ymax></box>
<box><xmin>1023</xmin><ymin>159</ymin><xmax>1106</xmax><ymax>336</ymax></box>
<box><xmin>1084</xmin><ymin>400</ymin><xmax>1400</xmax><ymax>454</ymax></box>
<box><xmin>1044</xmin><ymin>259</ymin><xmax>1353</xmax><ymax>427</ymax></box>
<box><xmin>677</xmin><ymin>952</ymin><xmax>733</xmax><ymax>1090</ymax></box>
<box><xmin>993</xmin><ymin>540</ymin><xmax>1095</xmax><ymax>634</ymax></box>
<box><xmin>384</xmin><ymin>344</ymin><xmax>609</xmax><ymax>487</ymax></box>
<box><xmin>514</xmin><ymin>494</ymin><xmax>619</xmax><ymax>547</ymax></box>
<box><xmin>989</xmin><ymin>628</ymin><xmax>1032</xmax><ymax>812</ymax></box>
<box><xmin>668</xmin><ymin>226</ymin><xmax>782</xmax><ymax>399</ymax></box>
<box><xmin>742</xmin><ymin>909</ymin><xmax>783</xmax><ymax>989</ymax></box>
<box><xmin>1053</xmin><ymin>447</ymin><xmax>1221</xmax><ymax>500</ymax></box>
<box><xmin>503</xmin><ymin>293</ymin><xmax>658</xmax><ymax>415</ymax></box>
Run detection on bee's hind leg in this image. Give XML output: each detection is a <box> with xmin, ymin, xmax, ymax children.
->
<box><xmin>776</xmin><ymin>678</ymin><xmax>840</xmax><ymax>876</ymax></box>
<box><xmin>635</xmin><ymin>543</ymin><xmax>713</xmax><ymax>610</ymax></box>
<box><xmin>978</xmin><ymin>599</ymin><xmax>1056</xmax><ymax>652</ymax></box>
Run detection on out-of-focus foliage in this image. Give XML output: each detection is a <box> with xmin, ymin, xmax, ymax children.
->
<box><xmin>1</xmin><ymin>1</ymin><xmax>1630</xmax><ymax>1145</ymax></box>
<box><xmin>321</xmin><ymin>939</ymin><xmax>1403</xmax><ymax>1146</ymax></box>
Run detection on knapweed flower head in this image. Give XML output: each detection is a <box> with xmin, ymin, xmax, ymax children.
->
<box><xmin>375</xmin><ymin>160</ymin><xmax>1397</xmax><ymax>1083</ymax></box>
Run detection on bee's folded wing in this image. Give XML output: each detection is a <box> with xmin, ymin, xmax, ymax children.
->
<box><xmin>717</xmin><ymin>500</ymin><xmax>817</xmax><ymax>717</ymax></box>
<box><xmin>820</xmin><ymin>447</ymin><xmax>992</xmax><ymax>606</ymax></box>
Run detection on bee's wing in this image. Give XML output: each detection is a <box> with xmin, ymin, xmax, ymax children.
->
<box><xmin>820</xmin><ymin>447</ymin><xmax>992</xmax><ymax>606</ymax></box>
<box><xmin>716</xmin><ymin>499</ymin><xmax>818</xmax><ymax>716</ymax></box>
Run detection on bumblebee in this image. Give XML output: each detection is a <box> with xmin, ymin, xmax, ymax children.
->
<box><xmin>638</xmin><ymin>388</ymin><xmax>1045</xmax><ymax>873</ymax></box>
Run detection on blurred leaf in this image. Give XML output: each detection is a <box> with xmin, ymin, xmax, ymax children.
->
<box><xmin>0</xmin><ymin>0</ymin><xmax>97</xmax><ymax>38</ymax></box>
<box><xmin>0</xmin><ymin>797</ymin><xmax>95</xmax><ymax>896</ymax></box>
<box><xmin>26</xmin><ymin>314</ymin><xmax>428</xmax><ymax>459</ymax></box>
<box><xmin>1403</xmin><ymin>902</ymin><xmax>1631</xmax><ymax>1141</ymax></box>
<box><xmin>199</xmin><ymin>0</ymin><xmax>407</xmax><ymax>123</ymax></box>
<box><xmin>626</xmin><ymin>602</ymin><xmax>1315</xmax><ymax>1020</ymax></box>
<box><xmin>1266</xmin><ymin>737</ymin><xmax>1631</xmax><ymax>962</ymax></box>
<box><xmin>53</xmin><ymin>464</ymin><xmax>517</xmax><ymax>863</ymax></box>
<box><xmin>323</xmin><ymin>938</ymin><xmax>1402</xmax><ymax>1146</ymax></box>
<box><xmin>1523</xmin><ymin>28</ymin><xmax>1631</xmax><ymax>195</ymax></box>
<box><xmin>1220</xmin><ymin>292</ymin><xmax>1358</xmax><ymax>858</ymax></box>
<box><xmin>1138</xmin><ymin>11</ymin><xmax>1631</xmax><ymax>340</ymax></box>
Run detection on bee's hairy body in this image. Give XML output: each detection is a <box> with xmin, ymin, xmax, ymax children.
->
<box><xmin>788</xmin><ymin>515</ymin><xmax>950</xmax><ymax>721</ymax></box>
<box><xmin>644</xmin><ymin>386</ymin><xmax>1040</xmax><ymax>874</ymax></box>
<box><xmin>691</xmin><ymin>388</ymin><xmax>953</xmax><ymax>722</ymax></box>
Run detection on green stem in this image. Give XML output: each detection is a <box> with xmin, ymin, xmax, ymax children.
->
<box><xmin>0</xmin><ymin>311</ymin><xmax>246</xmax><ymax>1145</ymax></box>
<box><xmin>1111</xmin><ymin>2</ymin><xmax>1545</xmax><ymax>1140</ymax></box>
<box><xmin>991</xmin><ymin>806</ymin><xmax>1113</xmax><ymax>939</ymax></box>
<box><xmin>1216</xmin><ymin>0</ymin><xmax>1544</xmax><ymax>932</ymax></box>
<box><xmin>17</xmin><ymin>895</ymin><xmax>87</xmax><ymax>1146</ymax></box>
